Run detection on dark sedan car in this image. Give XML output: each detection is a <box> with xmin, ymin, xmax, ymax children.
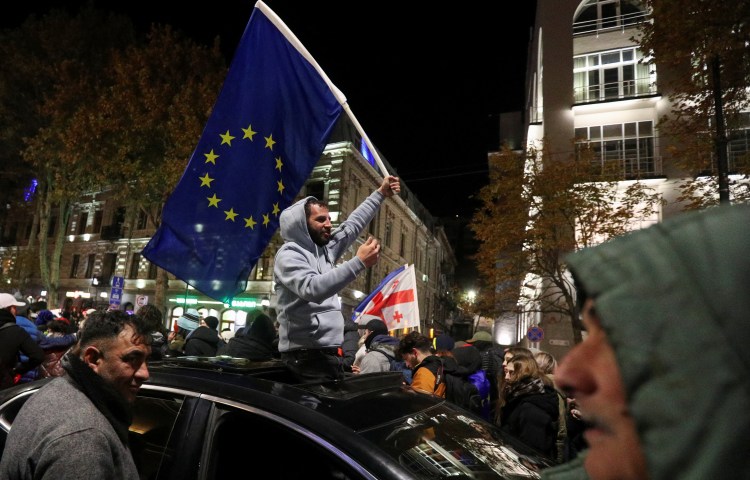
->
<box><xmin>0</xmin><ymin>357</ymin><xmax>554</xmax><ymax>479</ymax></box>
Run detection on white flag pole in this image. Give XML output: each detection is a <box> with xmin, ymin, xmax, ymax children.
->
<box><xmin>341</xmin><ymin>104</ymin><xmax>391</xmax><ymax>177</ymax></box>
<box><xmin>255</xmin><ymin>1</ymin><xmax>391</xmax><ymax>178</ymax></box>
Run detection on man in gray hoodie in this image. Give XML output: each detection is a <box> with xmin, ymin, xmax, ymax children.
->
<box><xmin>542</xmin><ymin>204</ymin><xmax>750</xmax><ymax>480</ymax></box>
<box><xmin>274</xmin><ymin>175</ymin><xmax>400</xmax><ymax>382</ymax></box>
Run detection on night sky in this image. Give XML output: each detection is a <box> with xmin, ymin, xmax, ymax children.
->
<box><xmin>5</xmin><ymin>0</ymin><xmax>536</xmax><ymax>218</ymax></box>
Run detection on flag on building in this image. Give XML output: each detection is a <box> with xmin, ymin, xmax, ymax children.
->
<box><xmin>353</xmin><ymin>264</ymin><xmax>420</xmax><ymax>331</ymax></box>
<box><xmin>142</xmin><ymin>1</ymin><xmax>344</xmax><ymax>303</ymax></box>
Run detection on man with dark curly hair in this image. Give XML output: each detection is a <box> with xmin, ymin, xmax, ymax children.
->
<box><xmin>1</xmin><ymin>310</ymin><xmax>151</xmax><ymax>479</ymax></box>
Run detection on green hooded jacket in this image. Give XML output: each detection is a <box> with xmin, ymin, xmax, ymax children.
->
<box><xmin>542</xmin><ymin>205</ymin><xmax>750</xmax><ymax>480</ymax></box>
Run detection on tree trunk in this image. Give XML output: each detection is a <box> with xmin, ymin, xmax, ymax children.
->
<box><xmin>49</xmin><ymin>199</ymin><xmax>72</xmax><ymax>309</ymax></box>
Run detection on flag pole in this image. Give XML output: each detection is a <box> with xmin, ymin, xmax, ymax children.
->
<box><xmin>341</xmin><ymin>104</ymin><xmax>390</xmax><ymax>177</ymax></box>
<box><xmin>255</xmin><ymin>1</ymin><xmax>391</xmax><ymax>177</ymax></box>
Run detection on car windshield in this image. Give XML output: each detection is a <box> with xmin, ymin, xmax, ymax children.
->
<box><xmin>361</xmin><ymin>405</ymin><xmax>552</xmax><ymax>479</ymax></box>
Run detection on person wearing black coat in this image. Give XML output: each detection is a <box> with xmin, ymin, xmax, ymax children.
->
<box><xmin>499</xmin><ymin>355</ymin><xmax>560</xmax><ymax>459</ymax></box>
<box><xmin>217</xmin><ymin>311</ymin><xmax>278</xmax><ymax>361</ymax></box>
<box><xmin>341</xmin><ymin>318</ymin><xmax>361</xmax><ymax>372</ymax></box>
<box><xmin>184</xmin><ymin>316</ymin><xmax>224</xmax><ymax>356</ymax></box>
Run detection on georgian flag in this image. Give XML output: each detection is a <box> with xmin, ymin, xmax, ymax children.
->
<box><xmin>353</xmin><ymin>264</ymin><xmax>420</xmax><ymax>331</ymax></box>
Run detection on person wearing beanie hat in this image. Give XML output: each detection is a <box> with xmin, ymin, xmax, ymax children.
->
<box><xmin>166</xmin><ymin>308</ymin><xmax>200</xmax><ymax>356</ymax></box>
<box><xmin>176</xmin><ymin>308</ymin><xmax>200</xmax><ymax>332</ymax></box>
<box><xmin>274</xmin><ymin>175</ymin><xmax>401</xmax><ymax>383</ymax></box>
<box><xmin>34</xmin><ymin>309</ymin><xmax>57</xmax><ymax>329</ymax></box>
<box><xmin>433</xmin><ymin>334</ymin><xmax>455</xmax><ymax>353</ymax></box>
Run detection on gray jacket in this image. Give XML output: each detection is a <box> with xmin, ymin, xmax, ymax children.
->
<box><xmin>359</xmin><ymin>335</ymin><xmax>400</xmax><ymax>374</ymax></box>
<box><xmin>0</xmin><ymin>376</ymin><xmax>139</xmax><ymax>479</ymax></box>
<box><xmin>274</xmin><ymin>190</ymin><xmax>384</xmax><ymax>352</ymax></box>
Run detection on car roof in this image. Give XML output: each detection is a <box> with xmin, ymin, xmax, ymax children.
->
<box><xmin>146</xmin><ymin>356</ymin><xmax>444</xmax><ymax>432</ymax></box>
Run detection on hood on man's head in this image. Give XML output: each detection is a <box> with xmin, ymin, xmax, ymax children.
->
<box><xmin>0</xmin><ymin>293</ymin><xmax>25</xmax><ymax>310</ymax></box>
<box><xmin>453</xmin><ymin>345</ymin><xmax>482</xmax><ymax>372</ymax></box>
<box><xmin>176</xmin><ymin>308</ymin><xmax>200</xmax><ymax>332</ymax></box>
<box><xmin>204</xmin><ymin>315</ymin><xmax>219</xmax><ymax>330</ymax></box>
<box><xmin>279</xmin><ymin>196</ymin><xmax>318</xmax><ymax>251</ymax></box>
<box><xmin>247</xmin><ymin>312</ymin><xmax>275</xmax><ymax>344</ymax></box>
<box><xmin>467</xmin><ymin>330</ymin><xmax>492</xmax><ymax>343</ymax></box>
<box><xmin>565</xmin><ymin>204</ymin><xmax>750</xmax><ymax>480</ymax></box>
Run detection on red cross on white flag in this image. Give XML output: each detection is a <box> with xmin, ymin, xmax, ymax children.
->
<box><xmin>352</xmin><ymin>264</ymin><xmax>420</xmax><ymax>331</ymax></box>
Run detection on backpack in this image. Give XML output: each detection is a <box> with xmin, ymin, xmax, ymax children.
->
<box><xmin>444</xmin><ymin>368</ymin><xmax>491</xmax><ymax>420</ymax></box>
<box><xmin>372</xmin><ymin>348</ymin><xmax>412</xmax><ymax>384</ymax></box>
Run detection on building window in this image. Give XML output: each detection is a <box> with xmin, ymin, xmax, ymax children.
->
<box><xmin>384</xmin><ymin>213</ymin><xmax>393</xmax><ymax>248</ymax></box>
<box><xmin>575</xmin><ymin>121</ymin><xmax>658</xmax><ymax>178</ymax></box>
<box><xmin>84</xmin><ymin>254</ymin><xmax>96</xmax><ymax>279</ymax></box>
<box><xmin>399</xmin><ymin>222</ymin><xmax>407</xmax><ymax>257</ymax></box>
<box><xmin>254</xmin><ymin>254</ymin><xmax>272</xmax><ymax>280</ymax></box>
<box><xmin>136</xmin><ymin>210</ymin><xmax>148</xmax><ymax>230</ymax></box>
<box><xmin>77</xmin><ymin>211</ymin><xmax>88</xmax><ymax>235</ymax></box>
<box><xmin>70</xmin><ymin>254</ymin><xmax>80</xmax><ymax>278</ymax></box>
<box><xmin>573</xmin><ymin>0</ymin><xmax>647</xmax><ymax>36</ymax></box>
<box><xmin>727</xmin><ymin>112</ymin><xmax>750</xmax><ymax>173</ymax></box>
<box><xmin>305</xmin><ymin>180</ymin><xmax>325</xmax><ymax>201</ymax></box>
<box><xmin>129</xmin><ymin>252</ymin><xmax>141</xmax><ymax>279</ymax></box>
<box><xmin>148</xmin><ymin>261</ymin><xmax>158</xmax><ymax>279</ymax></box>
<box><xmin>93</xmin><ymin>210</ymin><xmax>103</xmax><ymax>233</ymax></box>
<box><xmin>573</xmin><ymin>47</ymin><xmax>653</xmax><ymax>103</ymax></box>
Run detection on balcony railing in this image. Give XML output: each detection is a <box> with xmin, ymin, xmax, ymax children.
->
<box><xmin>573</xmin><ymin>10</ymin><xmax>649</xmax><ymax>36</ymax></box>
<box><xmin>574</xmin><ymin>77</ymin><xmax>656</xmax><ymax>104</ymax></box>
<box><xmin>594</xmin><ymin>155</ymin><xmax>663</xmax><ymax>179</ymax></box>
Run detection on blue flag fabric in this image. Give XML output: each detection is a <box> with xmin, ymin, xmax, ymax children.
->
<box><xmin>143</xmin><ymin>2</ymin><xmax>343</xmax><ymax>303</ymax></box>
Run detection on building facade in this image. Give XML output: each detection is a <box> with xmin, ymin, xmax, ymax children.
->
<box><xmin>0</xmin><ymin>119</ymin><xmax>457</xmax><ymax>335</ymax></box>
<box><xmin>507</xmin><ymin>0</ymin><xmax>749</xmax><ymax>359</ymax></box>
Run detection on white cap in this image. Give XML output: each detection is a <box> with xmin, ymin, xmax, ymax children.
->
<box><xmin>0</xmin><ymin>293</ymin><xmax>26</xmax><ymax>309</ymax></box>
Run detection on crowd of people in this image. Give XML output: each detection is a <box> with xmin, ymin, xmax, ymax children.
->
<box><xmin>1</xmin><ymin>184</ymin><xmax>747</xmax><ymax>479</ymax></box>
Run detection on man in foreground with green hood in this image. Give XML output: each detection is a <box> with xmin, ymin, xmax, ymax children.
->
<box><xmin>542</xmin><ymin>204</ymin><xmax>750</xmax><ymax>480</ymax></box>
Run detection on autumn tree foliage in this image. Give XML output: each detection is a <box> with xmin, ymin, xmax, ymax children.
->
<box><xmin>0</xmin><ymin>7</ymin><xmax>137</xmax><ymax>305</ymax></box>
<box><xmin>638</xmin><ymin>0</ymin><xmax>750</xmax><ymax>207</ymax></box>
<box><xmin>62</xmin><ymin>24</ymin><xmax>226</xmax><ymax>307</ymax></box>
<box><xmin>470</xmin><ymin>143</ymin><xmax>662</xmax><ymax>337</ymax></box>
<box><xmin>0</xmin><ymin>6</ymin><xmax>226</xmax><ymax>308</ymax></box>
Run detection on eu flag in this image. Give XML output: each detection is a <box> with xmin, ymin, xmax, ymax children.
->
<box><xmin>142</xmin><ymin>1</ymin><xmax>343</xmax><ymax>303</ymax></box>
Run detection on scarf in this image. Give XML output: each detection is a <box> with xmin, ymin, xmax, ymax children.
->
<box><xmin>505</xmin><ymin>376</ymin><xmax>547</xmax><ymax>402</ymax></box>
<box><xmin>61</xmin><ymin>353</ymin><xmax>133</xmax><ymax>445</ymax></box>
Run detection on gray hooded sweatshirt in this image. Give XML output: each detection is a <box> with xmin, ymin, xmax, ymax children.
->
<box><xmin>274</xmin><ymin>190</ymin><xmax>385</xmax><ymax>352</ymax></box>
<box><xmin>542</xmin><ymin>205</ymin><xmax>750</xmax><ymax>480</ymax></box>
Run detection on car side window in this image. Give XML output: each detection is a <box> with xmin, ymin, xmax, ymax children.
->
<box><xmin>206</xmin><ymin>405</ymin><xmax>367</xmax><ymax>479</ymax></box>
<box><xmin>128</xmin><ymin>391</ymin><xmax>185</xmax><ymax>480</ymax></box>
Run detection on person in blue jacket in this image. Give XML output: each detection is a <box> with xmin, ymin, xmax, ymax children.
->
<box><xmin>15</xmin><ymin>304</ymin><xmax>78</xmax><ymax>383</ymax></box>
